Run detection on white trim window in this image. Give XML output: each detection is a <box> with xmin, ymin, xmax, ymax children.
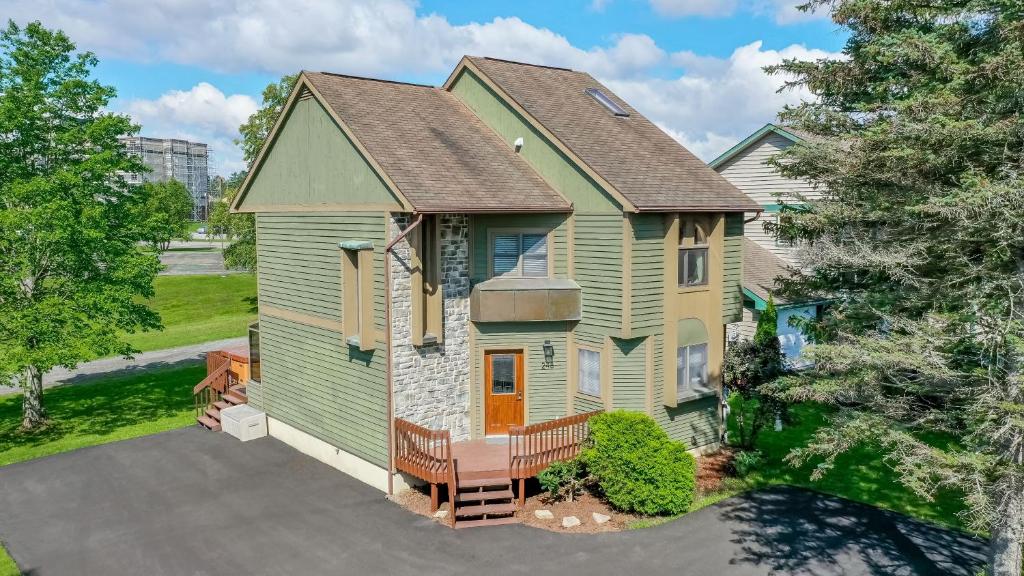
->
<box><xmin>492</xmin><ymin>233</ymin><xmax>548</xmax><ymax>277</ymax></box>
<box><xmin>578</xmin><ymin>348</ymin><xmax>601</xmax><ymax>397</ymax></box>
<box><xmin>677</xmin><ymin>343</ymin><xmax>709</xmax><ymax>397</ymax></box>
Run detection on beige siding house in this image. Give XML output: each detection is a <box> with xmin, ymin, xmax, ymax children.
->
<box><xmin>222</xmin><ymin>56</ymin><xmax>757</xmax><ymax>510</ymax></box>
<box><xmin>711</xmin><ymin>124</ymin><xmax>822</xmax><ymax>364</ymax></box>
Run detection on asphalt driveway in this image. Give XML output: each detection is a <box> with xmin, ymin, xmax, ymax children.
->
<box><xmin>0</xmin><ymin>428</ymin><xmax>985</xmax><ymax>576</ymax></box>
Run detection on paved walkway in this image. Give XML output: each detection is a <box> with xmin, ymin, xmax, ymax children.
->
<box><xmin>159</xmin><ymin>241</ymin><xmax>240</xmax><ymax>275</ymax></box>
<box><xmin>0</xmin><ymin>428</ymin><xmax>985</xmax><ymax>576</ymax></box>
<box><xmin>0</xmin><ymin>337</ymin><xmax>247</xmax><ymax>395</ymax></box>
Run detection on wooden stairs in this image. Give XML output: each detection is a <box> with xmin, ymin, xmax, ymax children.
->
<box><xmin>452</xmin><ymin>472</ymin><xmax>518</xmax><ymax>529</ymax></box>
<box><xmin>197</xmin><ymin>385</ymin><xmax>247</xmax><ymax>431</ymax></box>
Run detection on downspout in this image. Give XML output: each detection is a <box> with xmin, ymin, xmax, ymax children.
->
<box><xmin>384</xmin><ymin>212</ymin><xmax>424</xmax><ymax>497</ymax></box>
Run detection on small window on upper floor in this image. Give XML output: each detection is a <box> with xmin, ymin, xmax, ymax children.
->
<box><xmin>491</xmin><ymin>232</ymin><xmax>549</xmax><ymax>278</ymax></box>
<box><xmin>678</xmin><ymin>218</ymin><xmax>709</xmax><ymax>287</ymax></box>
<box><xmin>585</xmin><ymin>88</ymin><xmax>629</xmax><ymax>117</ymax></box>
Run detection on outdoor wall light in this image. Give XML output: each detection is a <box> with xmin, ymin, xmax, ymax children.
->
<box><xmin>542</xmin><ymin>340</ymin><xmax>555</xmax><ymax>368</ymax></box>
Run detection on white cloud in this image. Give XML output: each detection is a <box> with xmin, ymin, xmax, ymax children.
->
<box><xmin>650</xmin><ymin>0</ymin><xmax>739</xmax><ymax>18</ymax></box>
<box><xmin>8</xmin><ymin>1</ymin><xmax>839</xmax><ymax>168</ymax></box>
<box><xmin>606</xmin><ymin>41</ymin><xmax>840</xmax><ymax>160</ymax></box>
<box><xmin>589</xmin><ymin>0</ymin><xmax>613</xmax><ymax>11</ymax></box>
<box><xmin>121</xmin><ymin>83</ymin><xmax>258</xmax><ymax>175</ymax></box>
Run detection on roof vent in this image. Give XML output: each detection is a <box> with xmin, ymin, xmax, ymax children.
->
<box><xmin>585</xmin><ymin>88</ymin><xmax>629</xmax><ymax>117</ymax></box>
<box><xmin>513</xmin><ymin>137</ymin><xmax>524</xmax><ymax>153</ymax></box>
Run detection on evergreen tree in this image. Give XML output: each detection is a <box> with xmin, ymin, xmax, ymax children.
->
<box><xmin>766</xmin><ymin>1</ymin><xmax>1024</xmax><ymax>572</ymax></box>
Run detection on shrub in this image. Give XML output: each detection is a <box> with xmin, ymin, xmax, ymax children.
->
<box><xmin>732</xmin><ymin>450</ymin><xmax>763</xmax><ymax>477</ymax></box>
<box><xmin>582</xmin><ymin>411</ymin><xmax>696</xmax><ymax>516</ymax></box>
<box><xmin>537</xmin><ymin>458</ymin><xmax>588</xmax><ymax>502</ymax></box>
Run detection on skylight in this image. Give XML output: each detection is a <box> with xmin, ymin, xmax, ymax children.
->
<box><xmin>585</xmin><ymin>88</ymin><xmax>629</xmax><ymax>117</ymax></box>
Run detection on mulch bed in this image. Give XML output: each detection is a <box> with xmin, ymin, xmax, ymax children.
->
<box><xmin>391</xmin><ymin>449</ymin><xmax>738</xmax><ymax>533</ymax></box>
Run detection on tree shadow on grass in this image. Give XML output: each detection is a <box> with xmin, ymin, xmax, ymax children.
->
<box><xmin>716</xmin><ymin>486</ymin><xmax>985</xmax><ymax>576</ymax></box>
<box><xmin>0</xmin><ymin>364</ymin><xmax>205</xmax><ymax>456</ymax></box>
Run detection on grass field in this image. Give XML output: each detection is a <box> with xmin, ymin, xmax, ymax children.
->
<box><xmin>0</xmin><ymin>545</ymin><xmax>16</xmax><ymax>576</ymax></box>
<box><xmin>127</xmin><ymin>274</ymin><xmax>257</xmax><ymax>352</ymax></box>
<box><xmin>0</xmin><ymin>364</ymin><xmax>202</xmax><ymax>467</ymax></box>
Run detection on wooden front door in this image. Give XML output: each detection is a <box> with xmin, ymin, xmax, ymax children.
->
<box><xmin>484</xmin><ymin>350</ymin><xmax>525</xmax><ymax>435</ymax></box>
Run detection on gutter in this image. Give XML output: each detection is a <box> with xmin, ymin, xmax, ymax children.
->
<box><xmin>384</xmin><ymin>213</ymin><xmax>424</xmax><ymax>497</ymax></box>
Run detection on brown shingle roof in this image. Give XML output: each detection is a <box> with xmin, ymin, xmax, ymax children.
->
<box><xmin>304</xmin><ymin>71</ymin><xmax>569</xmax><ymax>213</ymax></box>
<box><xmin>465</xmin><ymin>57</ymin><xmax>758</xmax><ymax>213</ymax></box>
<box><xmin>743</xmin><ymin>238</ymin><xmax>794</xmax><ymax>305</ymax></box>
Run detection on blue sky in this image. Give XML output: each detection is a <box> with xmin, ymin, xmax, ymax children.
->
<box><xmin>5</xmin><ymin>0</ymin><xmax>846</xmax><ymax>175</ymax></box>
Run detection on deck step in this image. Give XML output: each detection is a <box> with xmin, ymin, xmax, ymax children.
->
<box><xmin>197</xmin><ymin>415</ymin><xmax>221</xmax><ymax>431</ymax></box>
<box><xmin>456</xmin><ymin>489</ymin><xmax>514</xmax><ymax>503</ymax></box>
<box><xmin>222</xmin><ymin>391</ymin><xmax>247</xmax><ymax>405</ymax></box>
<box><xmin>456</xmin><ymin>477</ymin><xmax>511</xmax><ymax>489</ymax></box>
<box><xmin>454</xmin><ymin>516</ymin><xmax>520</xmax><ymax>529</ymax></box>
<box><xmin>455</xmin><ymin>502</ymin><xmax>517</xmax><ymax>518</ymax></box>
<box><xmin>204</xmin><ymin>407</ymin><xmax>220</xmax><ymax>420</ymax></box>
<box><xmin>213</xmin><ymin>400</ymin><xmax>231</xmax><ymax>410</ymax></box>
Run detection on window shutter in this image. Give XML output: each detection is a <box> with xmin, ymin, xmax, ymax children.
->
<box><xmin>493</xmin><ymin>234</ymin><xmax>520</xmax><ymax>276</ymax></box>
<box><xmin>521</xmin><ymin>234</ymin><xmax>548</xmax><ymax>277</ymax></box>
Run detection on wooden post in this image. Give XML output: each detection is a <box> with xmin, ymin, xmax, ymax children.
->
<box><xmin>430</xmin><ymin>483</ymin><xmax>439</xmax><ymax>513</ymax></box>
<box><xmin>518</xmin><ymin>478</ymin><xmax>526</xmax><ymax>507</ymax></box>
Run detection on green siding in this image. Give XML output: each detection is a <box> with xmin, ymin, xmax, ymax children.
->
<box><xmin>240</xmin><ymin>97</ymin><xmax>401</xmax><ymax>209</ymax></box>
<box><xmin>449</xmin><ymin>69</ymin><xmax>620</xmax><ymax>213</ymax></box>
<box><xmin>630</xmin><ymin>215</ymin><xmax>665</xmax><ymax>333</ymax></box>
<box><xmin>472</xmin><ymin>322</ymin><xmax>569</xmax><ymax>437</ymax></box>
<box><xmin>572</xmin><ymin>325</ymin><xmax>606</xmax><ymax>413</ymax></box>
<box><xmin>574</xmin><ymin>394</ymin><xmax>604</xmax><ymax>414</ymax></box>
<box><xmin>612</xmin><ymin>337</ymin><xmax>647</xmax><ymax>411</ymax></box>
<box><xmin>575</xmin><ymin>214</ymin><xmax>623</xmax><ymax>332</ymax></box>
<box><xmin>471</xmin><ymin>213</ymin><xmax>569</xmax><ymax>282</ymax></box>
<box><xmin>259</xmin><ymin>315</ymin><xmax>388</xmax><ymax>466</ymax></box>
<box><xmin>722</xmin><ymin>213</ymin><xmax>744</xmax><ymax>324</ymax></box>
<box><xmin>254</xmin><ymin>211</ymin><xmax>389</xmax><ymax>466</ymax></box>
<box><xmin>651</xmin><ymin>334</ymin><xmax>719</xmax><ymax>448</ymax></box>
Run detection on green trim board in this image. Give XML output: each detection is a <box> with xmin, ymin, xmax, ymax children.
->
<box><xmin>743</xmin><ymin>287</ymin><xmax>828</xmax><ymax>311</ymax></box>
<box><xmin>709</xmin><ymin>123</ymin><xmax>805</xmax><ymax>169</ymax></box>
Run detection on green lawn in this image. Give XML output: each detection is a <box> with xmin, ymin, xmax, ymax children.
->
<box><xmin>127</xmin><ymin>274</ymin><xmax>257</xmax><ymax>352</ymax></box>
<box><xmin>0</xmin><ymin>544</ymin><xmax>17</xmax><ymax>576</ymax></box>
<box><xmin>0</xmin><ymin>364</ymin><xmax>202</xmax><ymax>467</ymax></box>
<box><xmin>730</xmin><ymin>402</ymin><xmax>967</xmax><ymax>530</ymax></box>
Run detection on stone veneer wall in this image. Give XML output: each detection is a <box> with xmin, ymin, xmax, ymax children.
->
<box><xmin>390</xmin><ymin>214</ymin><xmax>472</xmax><ymax>441</ymax></box>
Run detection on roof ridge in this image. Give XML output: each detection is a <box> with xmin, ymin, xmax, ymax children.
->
<box><xmin>313</xmin><ymin>71</ymin><xmax>436</xmax><ymax>89</ymax></box>
<box><xmin>479</xmin><ymin>56</ymin><xmax>574</xmax><ymax>72</ymax></box>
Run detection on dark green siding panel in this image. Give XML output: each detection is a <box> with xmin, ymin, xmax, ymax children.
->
<box><xmin>241</xmin><ymin>97</ymin><xmax>401</xmax><ymax>208</ymax></box>
<box><xmin>472</xmin><ymin>322</ymin><xmax>569</xmax><ymax>437</ymax></box>
<box><xmin>631</xmin><ymin>215</ymin><xmax>665</xmax><ymax>332</ymax></box>
<box><xmin>612</xmin><ymin>337</ymin><xmax>646</xmax><ymax>411</ymax></box>
<box><xmin>471</xmin><ymin>214</ymin><xmax>569</xmax><ymax>283</ymax></box>
<box><xmin>449</xmin><ymin>69</ymin><xmax>620</xmax><ymax>213</ymax></box>
<box><xmin>722</xmin><ymin>213</ymin><xmax>744</xmax><ymax>324</ymax></box>
<box><xmin>575</xmin><ymin>214</ymin><xmax>623</xmax><ymax>332</ymax></box>
<box><xmin>258</xmin><ymin>315</ymin><xmax>388</xmax><ymax>466</ymax></box>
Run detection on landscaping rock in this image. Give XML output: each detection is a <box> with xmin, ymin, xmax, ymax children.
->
<box><xmin>534</xmin><ymin>509</ymin><xmax>554</xmax><ymax>520</ymax></box>
<box><xmin>562</xmin><ymin>515</ymin><xmax>581</xmax><ymax>528</ymax></box>
<box><xmin>592</xmin><ymin>512</ymin><xmax>611</xmax><ymax>524</ymax></box>
<box><xmin>434</xmin><ymin>510</ymin><xmax>448</xmax><ymax>519</ymax></box>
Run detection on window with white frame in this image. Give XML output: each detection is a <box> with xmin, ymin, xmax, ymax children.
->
<box><xmin>578</xmin><ymin>348</ymin><xmax>601</xmax><ymax>397</ymax></box>
<box><xmin>677</xmin><ymin>343</ymin><xmax>709</xmax><ymax>397</ymax></box>
<box><xmin>492</xmin><ymin>232</ymin><xmax>548</xmax><ymax>277</ymax></box>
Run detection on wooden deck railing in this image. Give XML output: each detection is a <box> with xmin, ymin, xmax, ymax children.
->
<box><xmin>193</xmin><ymin>352</ymin><xmax>232</xmax><ymax>419</ymax></box>
<box><xmin>393</xmin><ymin>418</ymin><xmax>457</xmax><ymax>526</ymax></box>
<box><xmin>508</xmin><ymin>410</ymin><xmax>601</xmax><ymax>480</ymax></box>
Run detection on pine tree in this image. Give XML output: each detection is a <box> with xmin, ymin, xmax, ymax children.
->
<box><xmin>766</xmin><ymin>1</ymin><xmax>1024</xmax><ymax>572</ymax></box>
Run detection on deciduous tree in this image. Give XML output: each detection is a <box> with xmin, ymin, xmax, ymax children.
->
<box><xmin>0</xmin><ymin>21</ymin><xmax>161</xmax><ymax>429</ymax></box>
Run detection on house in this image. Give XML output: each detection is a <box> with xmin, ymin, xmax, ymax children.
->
<box><xmin>710</xmin><ymin>124</ymin><xmax>822</xmax><ymax>366</ymax></box>
<box><xmin>219</xmin><ymin>56</ymin><xmax>757</xmax><ymax>524</ymax></box>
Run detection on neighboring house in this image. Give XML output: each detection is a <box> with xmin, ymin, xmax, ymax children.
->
<box><xmin>228</xmin><ymin>56</ymin><xmax>757</xmax><ymax>496</ymax></box>
<box><xmin>710</xmin><ymin>124</ymin><xmax>821</xmax><ymax>366</ymax></box>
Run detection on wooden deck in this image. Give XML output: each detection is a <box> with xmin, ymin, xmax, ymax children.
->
<box><xmin>451</xmin><ymin>438</ymin><xmax>509</xmax><ymax>479</ymax></box>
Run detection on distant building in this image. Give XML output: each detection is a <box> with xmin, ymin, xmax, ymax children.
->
<box><xmin>121</xmin><ymin>136</ymin><xmax>210</xmax><ymax>220</ymax></box>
